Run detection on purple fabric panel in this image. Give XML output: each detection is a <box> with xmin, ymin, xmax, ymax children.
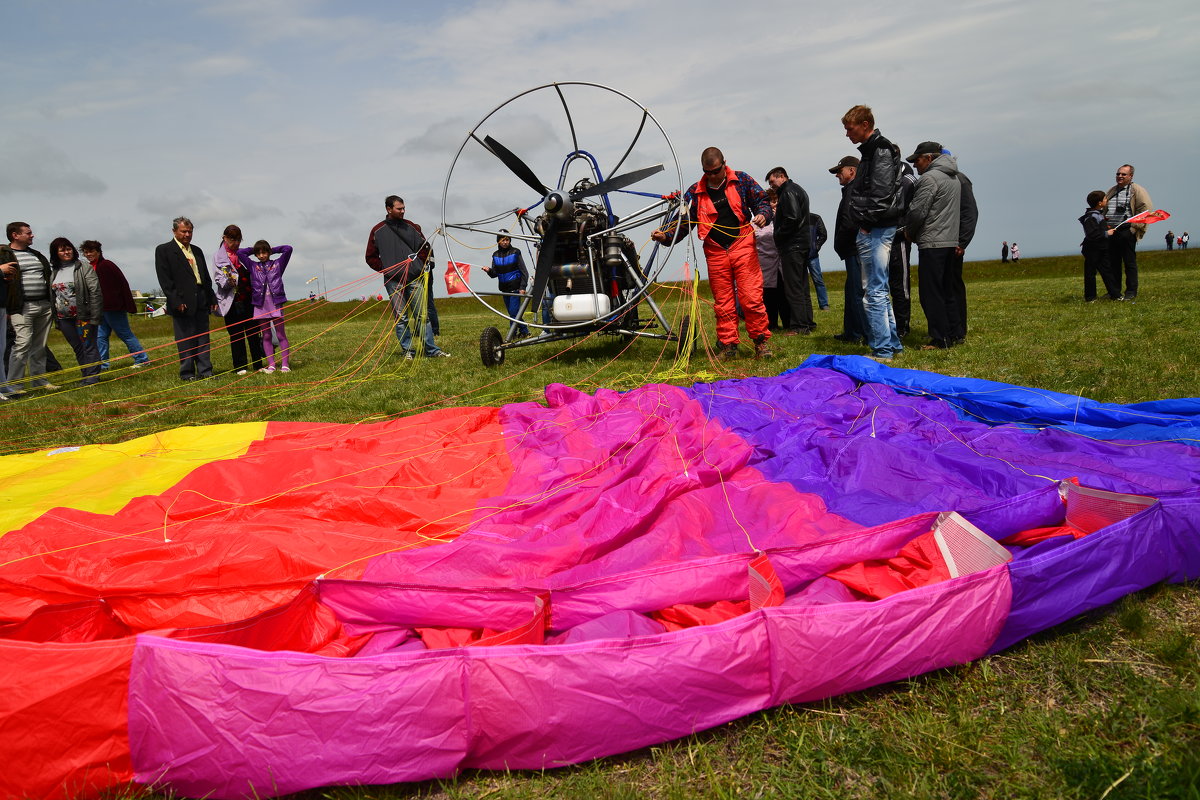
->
<box><xmin>364</xmin><ymin>382</ymin><xmax>861</xmax><ymax>590</ymax></box>
<box><xmin>991</xmin><ymin>493</ymin><xmax>1200</xmax><ymax>653</ymax></box>
<box><xmin>128</xmin><ymin>636</ymin><xmax>469</xmax><ymax>799</ymax></box>
<box><xmin>768</xmin><ymin>565</ymin><xmax>1011</xmax><ymax>703</ymax></box>
<box><xmin>687</xmin><ymin>369</ymin><xmax>1200</xmax><ymax>527</ymax></box>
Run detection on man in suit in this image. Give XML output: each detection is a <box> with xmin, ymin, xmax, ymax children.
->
<box><xmin>154</xmin><ymin>217</ymin><xmax>217</xmax><ymax>380</ymax></box>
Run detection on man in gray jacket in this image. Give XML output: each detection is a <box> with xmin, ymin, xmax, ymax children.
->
<box><xmin>905</xmin><ymin>142</ymin><xmax>961</xmax><ymax>350</ymax></box>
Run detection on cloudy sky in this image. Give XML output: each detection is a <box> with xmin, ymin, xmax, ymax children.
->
<box><xmin>5</xmin><ymin>0</ymin><xmax>1198</xmax><ymax>299</ymax></box>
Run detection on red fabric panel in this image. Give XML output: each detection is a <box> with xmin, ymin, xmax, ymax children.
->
<box><xmin>0</xmin><ymin>639</ymin><xmax>134</xmax><ymax>800</ymax></box>
<box><xmin>651</xmin><ymin>599</ymin><xmax>751</xmax><ymax>631</ymax></box>
<box><xmin>0</xmin><ymin>599</ymin><xmax>130</xmax><ymax>643</ymax></box>
<box><xmin>825</xmin><ymin>530</ymin><xmax>953</xmax><ymax>600</ymax></box>
<box><xmin>1000</xmin><ymin>525</ymin><xmax>1081</xmax><ymax>547</ymax></box>
<box><xmin>0</xmin><ymin>412</ymin><xmax>511</xmax><ymax>634</ymax></box>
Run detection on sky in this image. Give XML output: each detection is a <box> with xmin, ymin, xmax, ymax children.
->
<box><xmin>4</xmin><ymin>0</ymin><xmax>1199</xmax><ymax>299</ymax></box>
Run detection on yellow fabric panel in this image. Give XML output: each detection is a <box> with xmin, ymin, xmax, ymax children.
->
<box><xmin>0</xmin><ymin>423</ymin><xmax>268</xmax><ymax>535</ymax></box>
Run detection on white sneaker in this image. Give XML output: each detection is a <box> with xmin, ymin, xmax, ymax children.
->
<box><xmin>131</xmin><ymin>362</ymin><xmax>146</xmax><ymax>369</ymax></box>
<box><xmin>433</xmin><ymin>351</ymin><xmax>451</xmax><ymax>358</ymax></box>
<box><xmin>404</xmin><ymin>352</ymin><xmax>414</xmax><ymax>361</ymax></box>
<box><xmin>264</xmin><ymin>366</ymin><xmax>276</xmax><ymax>374</ymax></box>
<box><xmin>280</xmin><ymin>366</ymin><xmax>290</xmax><ymax>373</ymax></box>
<box><xmin>236</xmin><ymin>369</ymin><xmax>248</xmax><ymax>376</ymax></box>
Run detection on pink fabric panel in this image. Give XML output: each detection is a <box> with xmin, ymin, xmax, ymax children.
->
<box><xmin>128</xmin><ymin>637</ymin><xmax>469</xmax><ymax>799</ymax></box>
<box><xmin>767</xmin><ymin>566</ymin><xmax>1012</xmax><ymax>704</ymax></box>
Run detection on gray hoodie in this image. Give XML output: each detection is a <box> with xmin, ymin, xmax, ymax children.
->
<box><xmin>907</xmin><ymin>154</ymin><xmax>961</xmax><ymax>249</ymax></box>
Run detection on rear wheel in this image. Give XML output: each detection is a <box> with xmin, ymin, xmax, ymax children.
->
<box><xmin>675</xmin><ymin>314</ymin><xmax>695</xmax><ymax>357</ymax></box>
<box><xmin>480</xmin><ymin>327</ymin><xmax>505</xmax><ymax>367</ymax></box>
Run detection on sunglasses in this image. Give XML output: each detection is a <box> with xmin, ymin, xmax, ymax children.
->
<box><xmin>704</xmin><ymin>163</ymin><xmax>726</xmax><ymax>176</ymax></box>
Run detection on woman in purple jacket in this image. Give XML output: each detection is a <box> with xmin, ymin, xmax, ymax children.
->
<box><xmin>238</xmin><ymin>241</ymin><xmax>293</xmax><ymax>373</ymax></box>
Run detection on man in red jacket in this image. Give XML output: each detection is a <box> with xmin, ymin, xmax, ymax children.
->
<box><xmin>653</xmin><ymin>147</ymin><xmax>773</xmax><ymax>360</ymax></box>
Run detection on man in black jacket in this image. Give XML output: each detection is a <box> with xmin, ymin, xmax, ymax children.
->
<box><xmin>765</xmin><ymin>167</ymin><xmax>814</xmax><ymax>335</ymax></box>
<box><xmin>364</xmin><ymin>196</ymin><xmax>448</xmax><ymax>359</ymax></box>
<box><xmin>842</xmin><ymin>104</ymin><xmax>904</xmax><ymax>361</ymax></box>
<box><xmin>809</xmin><ymin>213</ymin><xmax>829</xmax><ymax>311</ymax></box>
<box><xmin>154</xmin><ymin>217</ymin><xmax>217</xmax><ymax>381</ymax></box>
<box><xmin>829</xmin><ymin>157</ymin><xmax>867</xmax><ymax>344</ymax></box>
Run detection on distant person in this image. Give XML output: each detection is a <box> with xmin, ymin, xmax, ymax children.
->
<box><xmin>81</xmin><ymin>240</ymin><xmax>150</xmax><ymax>369</ymax></box>
<box><xmin>365</xmin><ymin>195</ymin><xmax>448</xmax><ymax>359</ymax></box>
<box><xmin>1165</xmin><ymin>229</ymin><xmax>1175</xmax><ymax>251</ymax></box>
<box><xmin>652</xmin><ymin>147</ymin><xmax>773</xmax><ymax>360</ymax></box>
<box><xmin>213</xmin><ymin>225</ymin><xmax>264</xmax><ymax>375</ymax></box>
<box><xmin>808</xmin><ymin>213</ymin><xmax>830</xmax><ymax>311</ymax></box>
<box><xmin>1183</xmin><ymin>232</ymin><xmax>1189</xmax><ymax>250</ymax></box>
<box><xmin>240</xmin><ymin>240</ymin><xmax>293</xmax><ymax>373</ymax></box>
<box><xmin>765</xmin><ymin>166</ymin><xmax>814</xmax><ymax>335</ymax></box>
<box><xmin>155</xmin><ymin>217</ymin><xmax>217</xmax><ymax>381</ymax></box>
<box><xmin>1104</xmin><ymin>164</ymin><xmax>1151</xmax><ymax>301</ymax></box>
<box><xmin>841</xmin><ymin>104</ymin><xmax>904</xmax><ymax>361</ymax></box>
<box><xmin>755</xmin><ymin>188</ymin><xmax>791</xmax><ymax>331</ymax></box>
<box><xmin>1010</xmin><ymin>242</ymin><xmax>1020</xmax><ymax>262</ymax></box>
<box><xmin>1079</xmin><ymin>190</ymin><xmax>1117</xmax><ymax>302</ymax></box>
<box><xmin>1001</xmin><ymin>241</ymin><xmax>1009</xmax><ymax>263</ymax></box>
<box><xmin>48</xmin><ymin>237</ymin><xmax>103</xmax><ymax>385</ymax></box>
<box><xmin>904</xmin><ymin>142</ymin><xmax>961</xmax><ymax>350</ymax></box>
<box><xmin>3</xmin><ymin>221</ymin><xmax>57</xmax><ymax>393</ymax></box>
<box><xmin>483</xmin><ymin>230</ymin><xmax>530</xmax><ymax>338</ymax></box>
<box><xmin>829</xmin><ymin>156</ymin><xmax>868</xmax><ymax>345</ymax></box>
<box><xmin>889</xmin><ymin>160</ymin><xmax>918</xmax><ymax>338</ymax></box>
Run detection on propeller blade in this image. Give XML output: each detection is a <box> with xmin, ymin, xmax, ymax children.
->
<box><xmin>483</xmin><ymin>135</ymin><xmax>550</xmax><ymax>197</ymax></box>
<box><xmin>528</xmin><ymin>224</ymin><xmax>558</xmax><ymax>313</ymax></box>
<box><xmin>571</xmin><ymin>164</ymin><xmax>665</xmax><ymax>200</ymax></box>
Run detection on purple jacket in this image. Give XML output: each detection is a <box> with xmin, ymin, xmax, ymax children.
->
<box><xmin>238</xmin><ymin>245</ymin><xmax>292</xmax><ymax>308</ymax></box>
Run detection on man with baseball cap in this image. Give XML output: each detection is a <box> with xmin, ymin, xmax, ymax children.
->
<box><xmin>829</xmin><ymin>156</ymin><xmax>868</xmax><ymax>345</ymax></box>
<box><xmin>905</xmin><ymin>141</ymin><xmax>961</xmax><ymax>349</ymax></box>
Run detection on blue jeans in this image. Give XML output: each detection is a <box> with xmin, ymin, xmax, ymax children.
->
<box><xmin>808</xmin><ymin>256</ymin><xmax>829</xmax><ymax>309</ymax></box>
<box><xmin>385</xmin><ymin>276</ymin><xmax>442</xmax><ymax>356</ymax></box>
<box><xmin>98</xmin><ymin>310</ymin><xmax>150</xmax><ymax>367</ymax></box>
<box><xmin>855</xmin><ymin>227</ymin><xmax>902</xmax><ymax>358</ymax></box>
<box><xmin>502</xmin><ymin>292</ymin><xmax>530</xmax><ymax>336</ymax></box>
<box><xmin>0</xmin><ymin>307</ymin><xmax>8</xmax><ymax>392</ymax></box>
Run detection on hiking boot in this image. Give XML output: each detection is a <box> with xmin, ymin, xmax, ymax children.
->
<box><xmin>754</xmin><ymin>340</ymin><xmax>773</xmax><ymax>360</ymax></box>
<box><xmin>716</xmin><ymin>343</ymin><xmax>738</xmax><ymax>361</ymax></box>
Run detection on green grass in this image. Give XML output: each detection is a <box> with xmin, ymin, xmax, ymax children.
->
<box><xmin>10</xmin><ymin>250</ymin><xmax>1200</xmax><ymax>800</ymax></box>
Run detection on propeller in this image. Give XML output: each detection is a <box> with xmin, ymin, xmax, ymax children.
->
<box><xmin>570</xmin><ymin>164</ymin><xmax>664</xmax><ymax>200</ymax></box>
<box><xmin>527</xmin><ymin>224</ymin><xmax>558</xmax><ymax>314</ymax></box>
<box><xmin>483</xmin><ymin>135</ymin><xmax>550</xmax><ymax>197</ymax></box>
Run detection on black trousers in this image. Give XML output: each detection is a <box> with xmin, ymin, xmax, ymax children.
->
<box><xmin>762</xmin><ymin>285</ymin><xmax>791</xmax><ymax>330</ymax></box>
<box><xmin>171</xmin><ymin>285</ymin><xmax>213</xmax><ymax>379</ymax></box>
<box><xmin>889</xmin><ymin>232</ymin><xmax>911</xmax><ymax>336</ymax></box>
<box><xmin>1108</xmin><ymin>227</ymin><xmax>1138</xmax><ymax>298</ymax></box>
<box><xmin>948</xmin><ymin>249</ymin><xmax>967</xmax><ymax>342</ymax></box>
<box><xmin>779</xmin><ymin>246</ymin><xmax>815</xmax><ymax>332</ymax></box>
<box><xmin>1082</xmin><ymin>240</ymin><xmax>1119</xmax><ymax>300</ymax></box>
<box><xmin>224</xmin><ymin>299</ymin><xmax>264</xmax><ymax>371</ymax></box>
<box><xmin>917</xmin><ymin>246</ymin><xmax>960</xmax><ymax>348</ymax></box>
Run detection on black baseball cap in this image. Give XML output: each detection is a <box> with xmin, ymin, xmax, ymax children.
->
<box><xmin>828</xmin><ymin>156</ymin><xmax>860</xmax><ymax>174</ymax></box>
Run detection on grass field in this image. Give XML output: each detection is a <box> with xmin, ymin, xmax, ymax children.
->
<box><xmin>6</xmin><ymin>249</ymin><xmax>1200</xmax><ymax>799</ymax></box>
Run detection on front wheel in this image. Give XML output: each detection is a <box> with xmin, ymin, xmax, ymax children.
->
<box><xmin>480</xmin><ymin>326</ymin><xmax>505</xmax><ymax>367</ymax></box>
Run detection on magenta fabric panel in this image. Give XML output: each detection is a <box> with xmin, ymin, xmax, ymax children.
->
<box><xmin>128</xmin><ymin>636</ymin><xmax>469</xmax><ymax>799</ymax></box>
<box><xmin>364</xmin><ymin>383</ymin><xmax>862</xmax><ymax>590</ymax></box>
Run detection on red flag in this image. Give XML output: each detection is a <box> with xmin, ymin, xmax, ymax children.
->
<box><xmin>1124</xmin><ymin>208</ymin><xmax>1171</xmax><ymax>226</ymax></box>
<box><xmin>445</xmin><ymin>261</ymin><xmax>471</xmax><ymax>294</ymax></box>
